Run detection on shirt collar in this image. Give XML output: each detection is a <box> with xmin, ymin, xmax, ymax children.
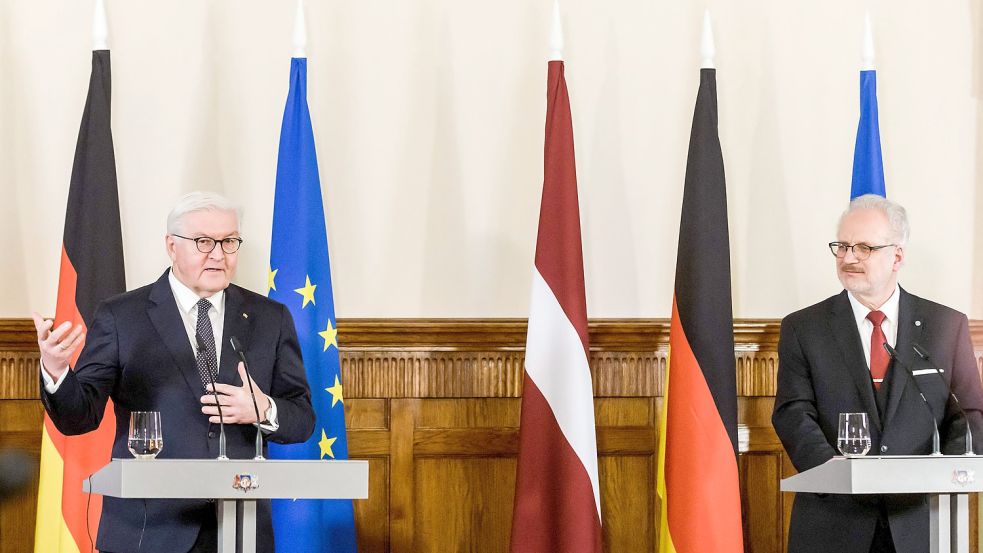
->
<box><xmin>847</xmin><ymin>283</ymin><xmax>901</xmax><ymax>328</ymax></box>
<box><xmin>168</xmin><ymin>269</ymin><xmax>225</xmax><ymax>314</ymax></box>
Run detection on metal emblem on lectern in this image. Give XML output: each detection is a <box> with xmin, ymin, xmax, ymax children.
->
<box><xmin>952</xmin><ymin>469</ymin><xmax>975</xmax><ymax>486</ymax></box>
<box><xmin>233</xmin><ymin>473</ymin><xmax>259</xmax><ymax>492</ymax></box>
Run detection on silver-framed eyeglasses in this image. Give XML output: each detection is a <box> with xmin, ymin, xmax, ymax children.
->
<box><xmin>172</xmin><ymin>234</ymin><xmax>243</xmax><ymax>254</ymax></box>
<box><xmin>828</xmin><ymin>241</ymin><xmax>895</xmax><ymax>261</ymax></box>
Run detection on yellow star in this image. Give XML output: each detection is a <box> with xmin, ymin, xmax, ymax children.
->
<box><xmin>318</xmin><ymin>429</ymin><xmax>337</xmax><ymax>459</ymax></box>
<box><xmin>268</xmin><ymin>268</ymin><xmax>278</xmax><ymax>292</ymax></box>
<box><xmin>293</xmin><ymin>275</ymin><xmax>316</xmax><ymax>308</ymax></box>
<box><xmin>318</xmin><ymin>319</ymin><xmax>338</xmax><ymax>352</ymax></box>
<box><xmin>326</xmin><ymin>375</ymin><xmax>344</xmax><ymax>408</ymax></box>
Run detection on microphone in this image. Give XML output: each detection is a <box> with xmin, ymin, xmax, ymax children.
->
<box><xmin>912</xmin><ymin>342</ymin><xmax>974</xmax><ymax>455</ymax></box>
<box><xmin>229</xmin><ymin>336</ymin><xmax>265</xmax><ymax>460</ymax></box>
<box><xmin>883</xmin><ymin>342</ymin><xmax>942</xmax><ymax>456</ymax></box>
<box><xmin>196</xmin><ymin>334</ymin><xmax>228</xmax><ymax>460</ymax></box>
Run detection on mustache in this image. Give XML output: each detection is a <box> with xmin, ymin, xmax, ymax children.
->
<box><xmin>840</xmin><ymin>264</ymin><xmax>865</xmax><ymax>273</ymax></box>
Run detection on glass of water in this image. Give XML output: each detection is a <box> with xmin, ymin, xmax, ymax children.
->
<box><xmin>837</xmin><ymin>412</ymin><xmax>871</xmax><ymax>457</ymax></box>
<box><xmin>128</xmin><ymin>411</ymin><xmax>163</xmax><ymax>460</ymax></box>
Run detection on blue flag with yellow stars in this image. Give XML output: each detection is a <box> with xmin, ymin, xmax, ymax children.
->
<box><xmin>268</xmin><ymin>57</ymin><xmax>358</xmax><ymax>552</ymax></box>
<box><xmin>850</xmin><ymin>70</ymin><xmax>886</xmax><ymax>199</ymax></box>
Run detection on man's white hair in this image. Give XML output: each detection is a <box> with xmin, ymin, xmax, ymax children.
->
<box><xmin>839</xmin><ymin>194</ymin><xmax>910</xmax><ymax>247</ymax></box>
<box><xmin>166</xmin><ymin>191</ymin><xmax>242</xmax><ymax>234</ymax></box>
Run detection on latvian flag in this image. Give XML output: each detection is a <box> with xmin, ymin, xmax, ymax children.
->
<box><xmin>509</xmin><ymin>59</ymin><xmax>603</xmax><ymax>553</ymax></box>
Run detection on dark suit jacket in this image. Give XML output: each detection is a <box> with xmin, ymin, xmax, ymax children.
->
<box><xmin>41</xmin><ymin>270</ymin><xmax>316</xmax><ymax>553</ymax></box>
<box><xmin>772</xmin><ymin>288</ymin><xmax>983</xmax><ymax>553</ymax></box>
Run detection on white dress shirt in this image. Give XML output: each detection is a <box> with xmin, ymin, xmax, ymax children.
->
<box><xmin>169</xmin><ymin>270</ymin><xmax>225</xmax><ymax>366</ymax></box>
<box><xmin>846</xmin><ymin>284</ymin><xmax>901</xmax><ymax>372</ymax></box>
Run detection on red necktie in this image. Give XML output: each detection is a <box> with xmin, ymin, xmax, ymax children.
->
<box><xmin>867</xmin><ymin>310</ymin><xmax>889</xmax><ymax>390</ymax></box>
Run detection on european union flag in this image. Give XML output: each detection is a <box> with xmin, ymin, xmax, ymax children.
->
<box><xmin>268</xmin><ymin>57</ymin><xmax>357</xmax><ymax>552</ymax></box>
<box><xmin>851</xmin><ymin>70</ymin><xmax>886</xmax><ymax>198</ymax></box>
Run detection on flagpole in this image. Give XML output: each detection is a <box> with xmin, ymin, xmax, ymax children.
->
<box><xmin>93</xmin><ymin>0</ymin><xmax>108</xmax><ymax>50</ymax></box>
<box><xmin>861</xmin><ymin>11</ymin><xmax>875</xmax><ymax>71</ymax></box>
<box><xmin>293</xmin><ymin>0</ymin><xmax>306</xmax><ymax>59</ymax></box>
<box><xmin>548</xmin><ymin>0</ymin><xmax>563</xmax><ymax>61</ymax></box>
<box><xmin>700</xmin><ymin>9</ymin><xmax>714</xmax><ymax>69</ymax></box>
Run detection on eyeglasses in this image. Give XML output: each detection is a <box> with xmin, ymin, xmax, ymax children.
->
<box><xmin>828</xmin><ymin>242</ymin><xmax>895</xmax><ymax>260</ymax></box>
<box><xmin>172</xmin><ymin>234</ymin><xmax>243</xmax><ymax>254</ymax></box>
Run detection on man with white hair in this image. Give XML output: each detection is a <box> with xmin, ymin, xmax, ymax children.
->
<box><xmin>773</xmin><ymin>194</ymin><xmax>983</xmax><ymax>553</ymax></box>
<box><xmin>33</xmin><ymin>191</ymin><xmax>315</xmax><ymax>553</ymax></box>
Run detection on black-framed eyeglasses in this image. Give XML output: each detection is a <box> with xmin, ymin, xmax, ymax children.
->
<box><xmin>172</xmin><ymin>234</ymin><xmax>243</xmax><ymax>254</ymax></box>
<box><xmin>828</xmin><ymin>241</ymin><xmax>895</xmax><ymax>261</ymax></box>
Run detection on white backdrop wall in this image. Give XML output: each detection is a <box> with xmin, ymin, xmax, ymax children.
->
<box><xmin>1</xmin><ymin>0</ymin><xmax>982</xmax><ymax>319</ymax></box>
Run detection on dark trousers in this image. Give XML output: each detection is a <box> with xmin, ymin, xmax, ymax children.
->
<box><xmin>188</xmin><ymin>511</ymin><xmax>218</xmax><ymax>553</ymax></box>
<box><xmin>870</xmin><ymin>506</ymin><xmax>896</xmax><ymax>553</ymax></box>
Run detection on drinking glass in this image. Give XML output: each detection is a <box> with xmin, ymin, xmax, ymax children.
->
<box><xmin>837</xmin><ymin>412</ymin><xmax>871</xmax><ymax>457</ymax></box>
<box><xmin>128</xmin><ymin>411</ymin><xmax>163</xmax><ymax>460</ymax></box>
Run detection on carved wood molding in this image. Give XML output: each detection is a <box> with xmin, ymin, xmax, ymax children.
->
<box><xmin>2</xmin><ymin>318</ymin><xmax>980</xmax><ymax>400</ymax></box>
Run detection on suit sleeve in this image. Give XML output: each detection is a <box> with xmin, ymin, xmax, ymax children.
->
<box><xmin>265</xmin><ymin>304</ymin><xmax>316</xmax><ymax>444</ymax></box>
<box><xmin>40</xmin><ymin>303</ymin><xmax>121</xmax><ymax>435</ymax></box>
<box><xmin>941</xmin><ymin>314</ymin><xmax>983</xmax><ymax>454</ymax></box>
<box><xmin>772</xmin><ymin>318</ymin><xmax>838</xmax><ymax>471</ymax></box>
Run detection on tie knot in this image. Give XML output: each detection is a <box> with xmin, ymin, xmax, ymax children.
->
<box><xmin>867</xmin><ymin>310</ymin><xmax>886</xmax><ymax>327</ymax></box>
<box><xmin>196</xmin><ymin>298</ymin><xmax>212</xmax><ymax>314</ymax></box>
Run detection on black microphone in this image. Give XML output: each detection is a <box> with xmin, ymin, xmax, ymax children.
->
<box><xmin>196</xmin><ymin>334</ymin><xmax>228</xmax><ymax>460</ymax></box>
<box><xmin>229</xmin><ymin>336</ymin><xmax>265</xmax><ymax>460</ymax></box>
<box><xmin>912</xmin><ymin>342</ymin><xmax>974</xmax><ymax>455</ymax></box>
<box><xmin>883</xmin><ymin>342</ymin><xmax>942</xmax><ymax>456</ymax></box>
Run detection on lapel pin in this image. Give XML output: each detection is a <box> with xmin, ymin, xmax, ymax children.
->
<box><xmin>243</xmin><ymin>313</ymin><xmax>249</xmax><ymax>319</ymax></box>
<box><xmin>914</xmin><ymin>320</ymin><xmax>921</xmax><ymax>327</ymax></box>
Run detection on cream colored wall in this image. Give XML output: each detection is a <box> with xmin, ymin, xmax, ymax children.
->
<box><xmin>1</xmin><ymin>0</ymin><xmax>981</xmax><ymax>319</ymax></box>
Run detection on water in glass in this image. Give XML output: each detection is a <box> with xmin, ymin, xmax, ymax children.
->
<box><xmin>128</xmin><ymin>411</ymin><xmax>163</xmax><ymax>460</ymax></box>
<box><xmin>837</xmin><ymin>412</ymin><xmax>871</xmax><ymax>457</ymax></box>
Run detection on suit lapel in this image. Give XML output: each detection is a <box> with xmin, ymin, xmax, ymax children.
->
<box><xmin>218</xmin><ymin>285</ymin><xmax>254</xmax><ymax>386</ymax></box>
<box><xmin>829</xmin><ymin>291</ymin><xmax>882</xmax><ymax>430</ymax></box>
<box><xmin>883</xmin><ymin>288</ymin><xmax>924</xmax><ymax>427</ymax></box>
<box><xmin>146</xmin><ymin>270</ymin><xmax>203</xmax><ymax>399</ymax></box>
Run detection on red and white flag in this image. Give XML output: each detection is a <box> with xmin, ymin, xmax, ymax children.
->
<box><xmin>510</xmin><ymin>59</ymin><xmax>602</xmax><ymax>553</ymax></box>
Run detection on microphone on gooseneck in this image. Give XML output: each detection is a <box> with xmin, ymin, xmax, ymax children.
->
<box><xmin>883</xmin><ymin>342</ymin><xmax>942</xmax><ymax>456</ymax></box>
<box><xmin>229</xmin><ymin>336</ymin><xmax>265</xmax><ymax>460</ymax></box>
<box><xmin>197</xmin><ymin>334</ymin><xmax>228</xmax><ymax>460</ymax></box>
<box><xmin>912</xmin><ymin>342</ymin><xmax>974</xmax><ymax>455</ymax></box>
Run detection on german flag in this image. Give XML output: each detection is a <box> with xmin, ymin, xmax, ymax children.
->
<box><xmin>656</xmin><ymin>67</ymin><xmax>743</xmax><ymax>553</ymax></box>
<box><xmin>34</xmin><ymin>49</ymin><xmax>125</xmax><ymax>553</ymax></box>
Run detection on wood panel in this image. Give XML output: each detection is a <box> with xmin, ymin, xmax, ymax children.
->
<box><xmin>1</xmin><ymin>318</ymin><xmax>982</xmax><ymax>553</ymax></box>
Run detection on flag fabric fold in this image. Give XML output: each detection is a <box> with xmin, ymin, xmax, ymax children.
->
<box><xmin>510</xmin><ymin>60</ymin><xmax>603</xmax><ymax>553</ymax></box>
<box><xmin>35</xmin><ymin>49</ymin><xmax>125</xmax><ymax>553</ymax></box>
<box><xmin>656</xmin><ymin>68</ymin><xmax>744</xmax><ymax>553</ymax></box>
<box><xmin>851</xmin><ymin>70</ymin><xmax>886</xmax><ymax>198</ymax></box>
<box><xmin>268</xmin><ymin>57</ymin><xmax>358</xmax><ymax>552</ymax></box>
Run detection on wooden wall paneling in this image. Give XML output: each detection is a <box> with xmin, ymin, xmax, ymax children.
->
<box><xmin>740</xmin><ymin>452</ymin><xmax>784</xmax><ymax>553</ymax></box>
<box><xmin>1</xmin><ymin>318</ymin><xmax>981</xmax><ymax>553</ymax></box>
<box><xmin>347</xmin><ymin>398</ymin><xmax>392</xmax><ymax>553</ymax></box>
<box><xmin>412</xmin><ymin>398</ymin><xmax>518</xmax><ymax>553</ymax></box>
<box><xmin>596</xmin><ymin>397</ymin><xmax>657</xmax><ymax>552</ymax></box>
<box><xmin>389</xmin><ymin>398</ymin><xmax>418</xmax><ymax>553</ymax></box>
<box><xmin>0</xmin><ymin>400</ymin><xmax>43</xmax><ymax>553</ymax></box>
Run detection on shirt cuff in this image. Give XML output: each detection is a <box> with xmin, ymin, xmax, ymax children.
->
<box><xmin>258</xmin><ymin>397</ymin><xmax>279</xmax><ymax>433</ymax></box>
<box><xmin>40</xmin><ymin>360</ymin><xmax>70</xmax><ymax>394</ymax></box>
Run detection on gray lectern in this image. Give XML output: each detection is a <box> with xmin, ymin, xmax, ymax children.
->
<box><xmin>781</xmin><ymin>456</ymin><xmax>983</xmax><ymax>553</ymax></box>
<box><xmin>84</xmin><ymin>458</ymin><xmax>369</xmax><ymax>553</ymax></box>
